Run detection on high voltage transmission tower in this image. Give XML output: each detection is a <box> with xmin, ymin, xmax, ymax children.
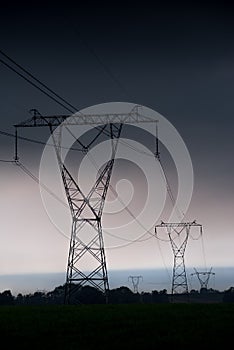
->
<box><xmin>191</xmin><ymin>267</ymin><xmax>215</xmax><ymax>291</ymax></box>
<box><xmin>14</xmin><ymin>106</ymin><xmax>157</xmax><ymax>303</ymax></box>
<box><xmin>128</xmin><ymin>275</ymin><xmax>143</xmax><ymax>293</ymax></box>
<box><xmin>155</xmin><ymin>221</ymin><xmax>203</xmax><ymax>295</ymax></box>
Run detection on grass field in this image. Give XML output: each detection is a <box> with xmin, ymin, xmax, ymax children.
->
<box><xmin>0</xmin><ymin>303</ymin><xmax>233</xmax><ymax>349</ymax></box>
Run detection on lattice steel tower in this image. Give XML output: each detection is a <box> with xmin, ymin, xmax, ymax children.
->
<box><xmin>155</xmin><ymin>221</ymin><xmax>202</xmax><ymax>295</ymax></box>
<box><xmin>15</xmin><ymin>106</ymin><xmax>156</xmax><ymax>303</ymax></box>
<box><xmin>128</xmin><ymin>275</ymin><xmax>143</xmax><ymax>293</ymax></box>
<box><xmin>191</xmin><ymin>267</ymin><xmax>215</xmax><ymax>290</ymax></box>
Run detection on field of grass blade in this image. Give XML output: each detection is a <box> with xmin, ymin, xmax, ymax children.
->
<box><xmin>0</xmin><ymin>304</ymin><xmax>233</xmax><ymax>348</ymax></box>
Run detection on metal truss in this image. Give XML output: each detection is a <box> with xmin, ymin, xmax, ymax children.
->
<box><xmin>128</xmin><ymin>275</ymin><xmax>143</xmax><ymax>293</ymax></box>
<box><xmin>15</xmin><ymin>106</ymin><xmax>157</xmax><ymax>304</ymax></box>
<box><xmin>191</xmin><ymin>267</ymin><xmax>215</xmax><ymax>290</ymax></box>
<box><xmin>155</xmin><ymin>221</ymin><xmax>202</xmax><ymax>295</ymax></box>
<box><xmin>15</xmin><ymin>105</ymin><xmax>156</xmax><ymax>128</ymax></box>
<box><xmin>56</xmin><ymin>123</ymin><xmax>123</xmax><ymax>303</ymax></box>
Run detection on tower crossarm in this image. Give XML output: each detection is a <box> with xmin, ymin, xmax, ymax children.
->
<box><xmin>170</xmin><ymin>238</ymin><xmax>188</xmax><ymax>257</ymax></box>
<box><xmin>155</xmin><ymin>221</ymin><xmax>202</xmax><ymax>229</ymax></box>
<box><xmin>128</xmin><ymin>275</ymin><xmax>143</xmax><ymax>293</ymax></box>
<box><xmin>14</xmin><ymin>107</ymin><xmax>157</xmax><ymax>128</ymax></box>
<box><xmin>155</xmin><ymin>221</ymin><xmax>203</xmax><ymax>295</ymax></box>
<box><xmin>14</xmin><ymin>106</ymin><xmax>157</xmax><ymax>304</ymax></box>
<box><xmin>191</xmin><ymin>268</ymin><xmax>215</xmax><ymax>289</ymax></box>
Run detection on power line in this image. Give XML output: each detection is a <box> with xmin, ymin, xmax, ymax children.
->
<box><xmin>0</xmin><ymin>49</ymin><xmax>84</xmax><ymax>115</ymax></box>
<box><xmin>16</xmin><ymin>162</ymin><xmax>70</xmax><ymax>241</ymax></box>
<box><xmin>85</xmin><ymin>151</ymin><xmax>171</xmax><ymax>281</ymax></box>
<box><xmin>18</xmin><ymin>158</ymin><xmax>153</xmax><ymax>247</ymax></box>
<box><xmin>0</xmin><ymin>158</ymin><xmax>70</xmax><ymax>240</ymax></box>
<box><xmin>0</xmin><ymin>57</ymin><xmax>75</xmax><ymax>113</ymax></box>
<box><xmin>156</xmin><ymin>157</ymin><xmax>185</xmax><ymax>221</ymax></box>
<box><xmin>0</xmin><ymin>129</ymin><xmax>83</xmax><ymax>152</ymax></box>
<box><xmin>0</xmin><ymin>127</ymin><xmax>171</xmax><ymax>281</ymax></box>
<box><xmin>0</xmin><ymin>159</ymin><xmax>14</xmax><ymax>163</ymax></box>
<box><xmin>201</xmin><ymin>234</ymin><xmax>207</xmax><ymax>270</ymax></box>
<box><xmin>0</xmin><ymin>46</ymin><xmax>204</xmax><ymax>282</ymax></box>
<box><xmin>0</xmin><ymin>50</ymin><xmax>158</xmax><ymax>162</ymax></box>
<box><xmin>0</xmin><ymin>124</ymin><xmax>195</xmax><ymax>273</ymax></box>
<box><xmin>82</xmin><ymin>140</ymin><xmax>171</xmax><ymax>279</ymax></box>
<box><xmin>0</xmin><ymin>49</ymin><xmax>79</xmax><ymax>113</ymax></box>
<box><xmin>0</xmin><ymin>50</ymin><xmax>156</xmax><ymax>159</ymax></box>
<box><xmin>60</xmin><ymin>15</ymin><xmax>133</xmax><ymax>101</ymax></box>
<box><xmin>17</xmin><ymin>162</ymin><xmax>68</xmax><ymax>208</ymax></box>
<box><xmin>0</xmin><ymin>126</ymin><xmax>153</xmax><ymax>158</ymax></box>
<box><xmin>14</xmin><ymin>159</ymin><xmax>151</xmax><ymax>247</ymax></box>
<box><xmin>1</xmin><ymin>125</ymin><xmax>156</xmax><ymax>161</ymax></box>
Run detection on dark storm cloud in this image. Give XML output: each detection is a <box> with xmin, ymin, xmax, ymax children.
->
<box><xmin>0</xmin><ymin>2</ymin><xmax>233</xmax><ymax>285</ymax></box>
<box><xmin>0</xmin><ymin>2</ymin><xmax>233</xmax><ymax>179</ymax></box>
<box><xmin>0</xmin><ymin>2</ymin><xmax>233</xmax><ymax>234</ymax></box>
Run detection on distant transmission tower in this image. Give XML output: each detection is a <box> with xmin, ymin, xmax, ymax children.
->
<box><xmin>128</xmin><ymin>275</ymin><xmax>143</xmax><ymax>293</ymax></box>
<box><xmin>15</xmin><ymin>106</ymin><xmax>156</xmax><ymax>303</ymax></box>
<box><xmin>191</xmin><ymin>267</ymin><xmax>215</xmax><ymax>290</ymax></box>
<box><xmin>155</xmin><ymin>221</ymin><xmax>202</xmax><ymax>295</ymax></box>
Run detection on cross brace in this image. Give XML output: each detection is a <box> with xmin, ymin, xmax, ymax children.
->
<box><xmin>155</xmin><ymin>221</ymin><xmax>202</xmax><ymax>295</ymax></box>
<box><xmin>15</xmin><ymin>106</ymin><xmax>157</xmax><ymax>303</ymax></box>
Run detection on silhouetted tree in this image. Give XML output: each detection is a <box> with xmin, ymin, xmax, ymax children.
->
<box><xmin>109</xmin><ymin>286</ymin><xmax>138</xmax><ymax>304</ymax></box>
<box><xmin>0</xmin><ymin>290</ymin><xmax>14</xmax><ymax>305</ymax></box>
<box><xmin>151</xmin><ymin>289</ymin><xmax>169</xmax><ymax>303</ymax></box>
<box><xmin>47</xmin><ymin>285</ymin><xmax>65</xmax><ymax>304</ymax></box>
<box><xmin>141</xmin><ymin>292</ymin><xmax>152</xmax><ymax>303</ymax></box>
<box><xmin>190</xmin><ymin>289</ymin><xmax>199</xmax><ymax>294</ymax></box>
<box><xmin>76</xmin><ymin>286</ymin><xmax>105</xmax><ymax>304</ymax></box>
<box><xmin>15</xmin><ymin>293</ymin><xmax>24</xmax><ymax>304</ymax></box>
<box><xmin>223</xmin><ymin>287</ymin><xmax>234</xmax><ymax>302</ymax></box>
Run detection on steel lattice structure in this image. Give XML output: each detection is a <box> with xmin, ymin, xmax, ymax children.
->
<box><xmin>128</xmin><ymin>275</ymin><xmax>143</xmax><ymax>293</ymax></box>
<box><xmin>191</xmin><ymin>267</ymin><xmax>215</xmax><ymax>290</ymax></box>
<box><xmin>155</xmin><ymin>221</ymin><xmax>202</xmax><ymax>295</ymax></box>
<box><xmin>50</xmin><ymin>121</ymin><xmax>123</xmax><ymax>303</ymax></box>
<box><xmin>15</xmin><ymin>106</ymin><xmax>157</xmax><ymax>303</ymax></box>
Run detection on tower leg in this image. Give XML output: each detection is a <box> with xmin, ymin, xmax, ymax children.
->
<box><xmin>169</xmin><ymin>226</ymin><xmax>189</xmax><ymax>295</ymax></box>
<box><xmin>50</xmin><ymin>123</ymin><xmax>123</xmax><ymax>304</ymax></box>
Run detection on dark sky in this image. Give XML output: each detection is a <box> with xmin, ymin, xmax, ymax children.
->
<box><xmin>0</xmin><ymin>2</ymin><xmax>234</xmax><ymax>279</ymax></box>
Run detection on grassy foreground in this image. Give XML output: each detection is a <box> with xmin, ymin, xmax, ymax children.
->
<box><xmin>0</xmin><ymin>303</ymin><xmax>233</xmax><ymax>348</ymax></box>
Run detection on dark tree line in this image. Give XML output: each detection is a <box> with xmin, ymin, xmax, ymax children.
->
<box><xmin>1</xmin><ymin>285</ymin><xmax>233</xmax><ymax>305</ymax></box>
<box><xmin>0</xmin><ymin>290</ymin><xmax>14</xmax><ymax>305</ymax></box>
<box><xmin>223</xmin><ymin>287</ymin><xmax>234</xmax><ymax>302</ymax></box>
<box><xmin>0</xmin><ymin>285</ymin><xmax>169</xmax><ymax>305</ymax></box>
